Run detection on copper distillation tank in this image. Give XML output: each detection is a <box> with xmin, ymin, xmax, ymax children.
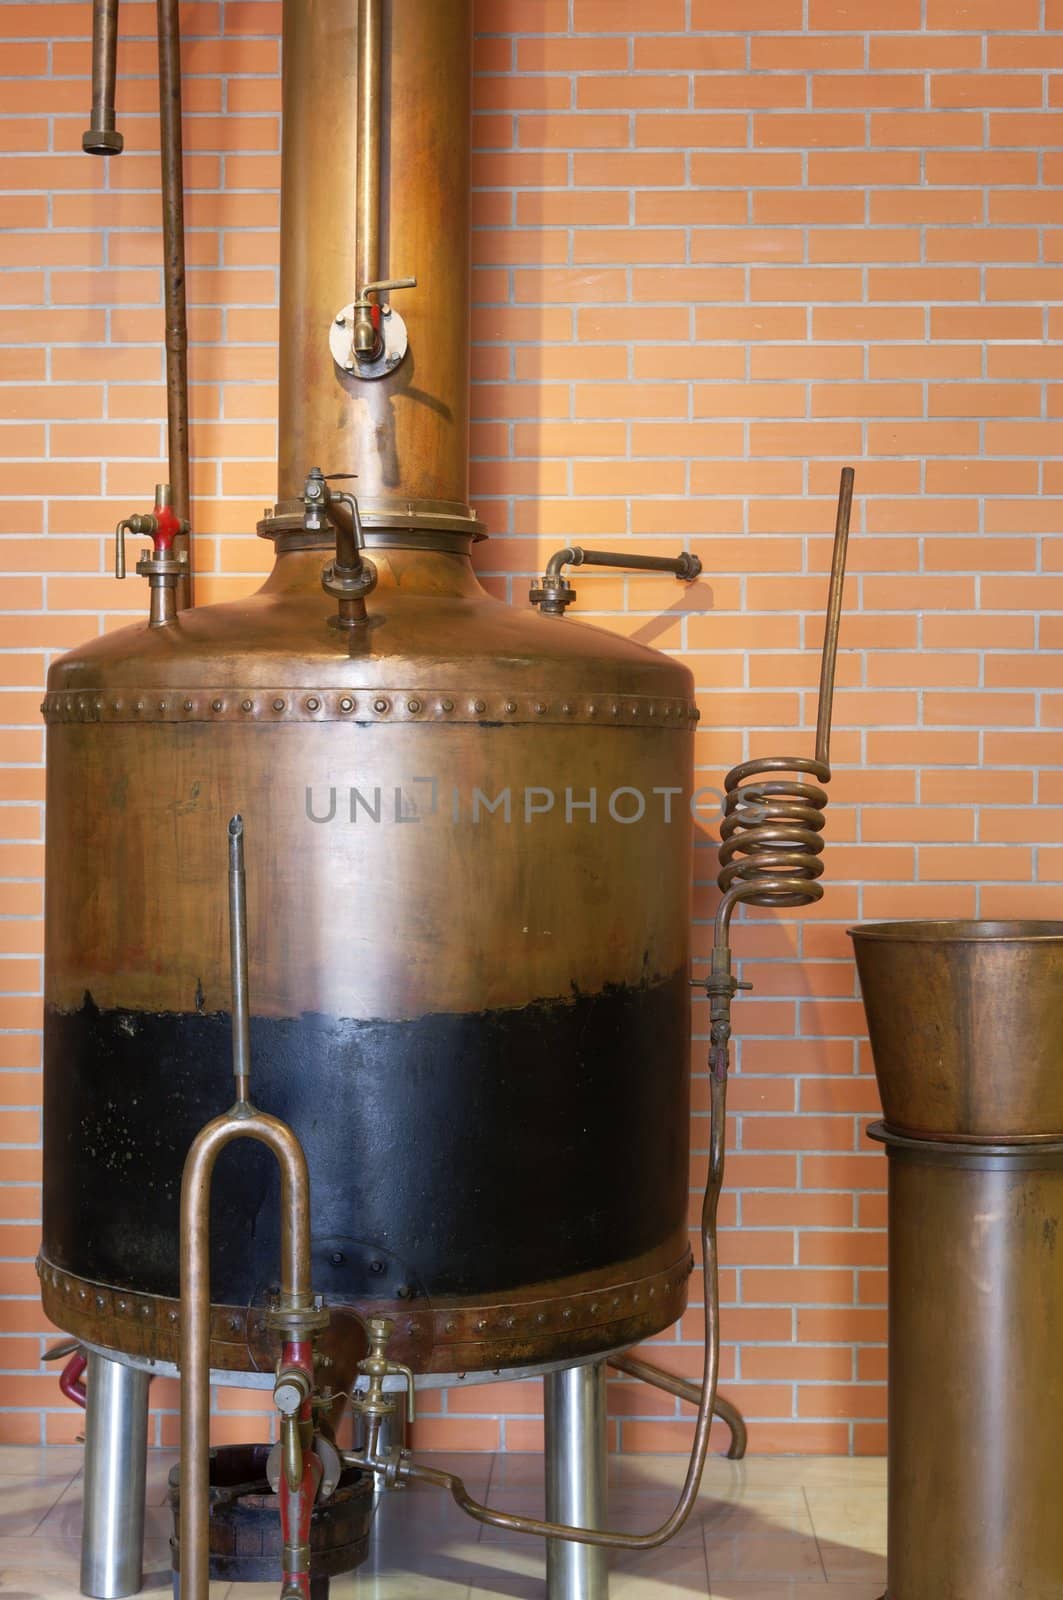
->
<box><xmin>39</xmin><ymin>5</ymin><xmax>856</xmax><ymax>1599</ymax></box>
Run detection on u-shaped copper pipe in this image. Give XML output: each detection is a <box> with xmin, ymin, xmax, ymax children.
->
<box><xmin>178</xmin><ymin>819</ymin><xmax>316</xmax><ymax>1600</ymax></box>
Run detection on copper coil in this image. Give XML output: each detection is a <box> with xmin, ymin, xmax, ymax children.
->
<box><xmin>717</xmin><ymin>753</ymin><xmax>830</xmax><ymax>910</ymax></box>
<box><xmin>715</xmin><ymin>466</ymin><xmax>854</xmax><ymax>923</ymax></box>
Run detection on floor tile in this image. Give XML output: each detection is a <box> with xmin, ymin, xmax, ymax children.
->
<box><xmin>0</xmin><ymin>1448</ymin><xmax>84</xmax><ymax>1480</ymax></box>
<box><xmin>0</xmin><ymin>1449</ymin><xmax>893</xmax><ymax>1598</ymax></box>
<box><xmin>0</xmin><ymin>1476</ymin><xmax>83</xmax><ymax>1539</ymax></box>
<box><xmin>703</xmin><ymin>1490</ymin><xmax>815</xmax><ymax>1539</ymax></box>
<box><xmin>36</xmin><ymin>1475</ymin><xmax>173</xmax><ymax>1544</ymax></box>
<box><xmin>611</xmin><ymin>1542</ymin><xmax>711</xmax><ymax>1597</ymax></box>
<box><xmin>804</xmin><ymin>1487</ymin><xmax>886</xmax><ymax>1584</ymax></box>
<box><xmin>705</xmin><ymin>1527</ymin><xmax>827</xmax><ymax>1582</ymax></box>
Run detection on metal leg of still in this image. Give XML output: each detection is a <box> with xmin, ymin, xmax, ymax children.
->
<box><xmin>80</xmin><ymin>1351</ymin><xmax>151</xmax><ymax>1599</ymax></box>
<box><xmin>545</xmin><ymin>1361</ymin><xmax>610</xmax><ymax>1600</ymax></box>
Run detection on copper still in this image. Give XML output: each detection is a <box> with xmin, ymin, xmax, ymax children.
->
<box><xmin>41</xmin><ymin>3</ymin><xmax>858</xmax><ymax>1597</ymax></box>
<box><xmin>852</xmin><ymin>921</ymin><xmax>1063</xmax><ymax>1600</ymax></box>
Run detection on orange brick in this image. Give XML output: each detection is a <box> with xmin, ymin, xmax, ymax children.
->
<box><xmin>811</xmin><ymin>0</ymin><xmax>922</xmax><ymax>22</ymax></box>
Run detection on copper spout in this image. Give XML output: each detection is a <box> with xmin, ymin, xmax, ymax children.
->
<box><xmin>178</xmin><ymin>818</ymin><xmax>319</xmax><ymax>1600</ymax></box>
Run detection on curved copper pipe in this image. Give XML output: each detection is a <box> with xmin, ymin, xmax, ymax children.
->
<box><xmin>179</xmin><ymin>820</ymin><xmax>314</xmax><ymax>1600</ymax></box>
<box><xmin>179</xmin><ymin>1109</ymin><xmax>313</xmax><ymax>1600</ymax></box>
<box><xmin>608</xmin><ymin>1353</ymin><xmax>747</xmax><ymax>1461</ymax></box>
<box><xmin>347</xmin><ymin>1071</ymin><xmax>729</xmax><ymax>1551</ymax></box>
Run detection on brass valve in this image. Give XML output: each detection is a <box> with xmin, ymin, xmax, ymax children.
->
<box><xmin>330</xmin><ymin>279</ymin><xmax>417</xmax><ymax>380</ymax></box>
<box><xmin>113</xmin><ymin>483</ymin><xmax>190</xmax><ymax>627</ymax></box>
<box><xmin>352</xmin><ymin>1315</ymin><xmax>416</xmax><ymax>1428</ymax></box>
<box><xmin>273</xmin><ymin>1364</ymin><xmax>313</xmax><ymax>1494</ymax></box>
<box><xmin>301</xmin><ymin>467</ymin><xmax>378</xmax><ymax>624</ymax></box>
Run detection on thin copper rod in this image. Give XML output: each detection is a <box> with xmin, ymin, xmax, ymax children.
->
<box><xmin>83</xmin><ymin>0</ymin><xmax>124</xmax><ymax>154</ymax></box>
<box><xmin>228</xmin><ymin>816</ymin><xmax>250</xmax><ymax>1104</ymax></box>
<box><xmin>814</xmin><ymin>466</ymin><xmax>854</xmax><ymax>769</ymax></box>
<box><xmin>356</xmin><ymin>0</ymin><xmax>383</xmax><ymax>295</ymax></box>
<box><xmin>157</xmin><ymin>0</ymin><xmax>192</xmax><ymax>608</ymax></box>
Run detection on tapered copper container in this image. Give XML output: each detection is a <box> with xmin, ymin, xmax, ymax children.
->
<box><xmin>851</xmin><ymin>919</ymin><xmax>1063</xmax><ymax>1142</ymax></box>
<box><xmin>852</xmin><ymin>920</ymin><xmax>1063</xmax><ymax>1600</ymax></box>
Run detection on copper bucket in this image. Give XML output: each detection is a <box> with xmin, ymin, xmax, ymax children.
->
<box><xmin>850</xmin><ymin>919</ymin><xmax>1063</xmax><ymax>1142</ymax></box>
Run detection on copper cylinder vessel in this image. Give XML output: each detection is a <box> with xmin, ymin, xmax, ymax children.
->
<box><xmin>852</xmin><ymin>921</ymin><xmax>1063</xmax><ymax>1600</ymax></box>
<box><xmin>39</xmin><ymin>0</ymin><xmax>698</xmax><ymax>1388</ymax></box>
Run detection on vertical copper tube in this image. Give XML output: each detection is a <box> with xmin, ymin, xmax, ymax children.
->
<box><xmin>277</xmin><ymin>0</ymin><xmax>476</xmax><ymax>523</ymax></box>
<box><xmin>228</xmin><ymin>818</ymin><xmax>250</xmax><ymax>1104</ymax></box>
<box><xmin>814</xmin><ymin>464</ymin><xmax>854</xmax><ymax>769</ymax></box>
<box><xmin>83</xmin><ymin>0</ymin><xmax>124</xmax><ymax>154</ymax></box>
<box><xmin>156</xmin><ymin>0</ymin><xmax>192</xmax><ymax>609</ymax></box>
<box><xmin>356</xmin><ymin>0</ymin><xmax>382</xmax><ymax>295</ymax></box>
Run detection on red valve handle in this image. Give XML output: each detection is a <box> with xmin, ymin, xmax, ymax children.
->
<box><xmin>151</xmin><ymin>493</ymin><xmax>184</xmax><ymax>555</ymax></box>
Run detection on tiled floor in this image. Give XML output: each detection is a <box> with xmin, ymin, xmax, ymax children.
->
<box><xmin>0</xmin><ymin>1446</ymin><xmax>886</xmax><ymax>1598</ymax></box>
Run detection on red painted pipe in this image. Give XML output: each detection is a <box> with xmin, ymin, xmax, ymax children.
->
<box><xmin>277</xmin><ymin>1339</ymin><xmax>321</xmax><ymax>1600</ymax></box>
<box><xmin>59</xmin><ymin>1350</ymin><xmax>88</xmax><ymax>1409</ymax></box>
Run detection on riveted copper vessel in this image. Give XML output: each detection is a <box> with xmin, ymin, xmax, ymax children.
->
<box><xmin>854</xmin><ymin>920</ymin><xmax>1063</xmax><ymax>1600</ymax></box>
<box><xmin>40</xmin><ymin>0</ymin><xmax>698</xmax><ymax>1385</ymax></box>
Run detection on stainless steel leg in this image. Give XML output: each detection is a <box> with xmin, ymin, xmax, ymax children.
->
<box><xmin>80</xmin><ymin>1352</ymin><xmax>151</xmax><ymax>1599</ymax></box>
<box><xmin>544</xmin><ymin>1361</ymin><xmax>609</xmax><ymax>1600</ymax></box>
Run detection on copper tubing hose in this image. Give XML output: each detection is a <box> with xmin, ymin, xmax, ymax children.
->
<box><xmin>342</xmin><ymin>470</ymin><xmax>855</xmax><ymax>1548</ymax></box>
<box><xmin>342</xmin><ymin>1067</ymin><xmax>728</xmax><ymax>1550</ymax></box>
<box><xmin>608</xmin><ymin>1353</ymin><xmax>747</xmax><ymax>1462</ymax></box>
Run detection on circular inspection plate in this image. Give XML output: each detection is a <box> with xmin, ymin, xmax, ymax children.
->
<box><xmin>329</xmin><ymin>303</ymin><xmax>409</xmax><ymax>380</ymax></box>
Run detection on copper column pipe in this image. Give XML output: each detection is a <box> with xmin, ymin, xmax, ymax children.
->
<box><xmin>178</xmin><ymin>818</ymin><xmax>315</xmax><ymax>1600</ymax></box>
<box><xmin>156</xmin><ymin>0</ymin><xmax>192</xmax><ymax>609</ymax></box>
<box><xmin>82</xmin><ymin>0</ymin><xmax>123</xmax><ymax>154</ymax></box>
<box><xmin>83</xmin><ymin>0</ymin><xmax>191</xmax><ymax>608</ymax></box>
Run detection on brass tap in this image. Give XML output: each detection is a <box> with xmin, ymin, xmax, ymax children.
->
<box><xmin>353</xmin><ymin>1315</ymin><xmax>417</xmax><ymax>1428</ymax></box>
<box><xmin>273</xmin><ymin>1364</ymin><xmax>314</xmax><ymax>1493</ymax></box>
<box><xmin>350</xmin><ymin>276</ymin><xmax>417</xmax><ymax>363</ymax></box>
<box><xmin>113</xmin><ymin>483</ymin><xmax>190</xmax><ymax>627</ymax></box>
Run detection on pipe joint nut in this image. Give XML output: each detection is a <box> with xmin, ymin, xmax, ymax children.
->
<box><xmin>322</xmin><ymin>556</ymin><xmax>378</xmax><ymax>603</ymax></box>
<box><xmin>529</xmin><ymin>576</ymin><xmax>576</xmax><ymax>616</ymax></box>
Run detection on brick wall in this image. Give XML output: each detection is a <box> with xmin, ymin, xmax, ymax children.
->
<box><xmin>0</xmin><ymin>0</ymin><xmax>1060</xmax><ymax>1452</ymax></box>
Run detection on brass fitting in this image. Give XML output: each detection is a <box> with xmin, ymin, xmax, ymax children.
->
<box><xmin>351</xmin><ymin>277</ymin><xmax>416</xmax><ymax>363</ymax></box>
<box><xmin>352</xmin><ymin>1315</ymin><xmax>417</xmax><ymax>1427</ymax></box>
